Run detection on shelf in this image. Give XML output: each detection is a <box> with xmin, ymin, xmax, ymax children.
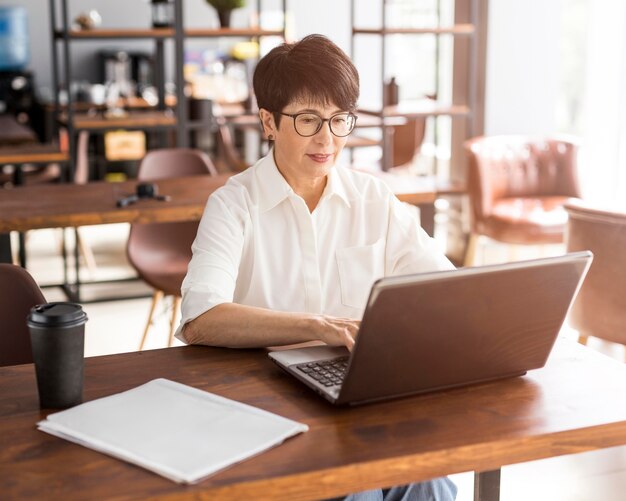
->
<box><xmin>345</xmin><ymin>135</ymin><xmax>381</xmax><ymax>148</ymax></box>
<box><xmin>54</xmin><ymin>27</ymin><xmax>283</xmax><ymax>40</ymax></box>
<box><xmin>0</xmin><ymin>144</ymin><xmax>69</xmax><ymax>165</ymax></box>
<box><xmin>359</xmin><ymin>100</ymin><xmax>471</xmax><ymax>119</ymax></box>
<box><xmin>353</xmin><ymin>24</ymin><xmax>475</xmax><ymax>36</ymax></box>
<box><xmin>60</xmin><ymin>111</ymin><xmax>177</xmax><ymax>131</ymax></box>
<box><xmin>185</xmin><ymin>28</ymin><xmax>283</xmax><ymax>38</ymax></box>
<box><xmin>54</xmin><ymin>28</ymin><xmax>175</xmax><ymax>39</ymax></box>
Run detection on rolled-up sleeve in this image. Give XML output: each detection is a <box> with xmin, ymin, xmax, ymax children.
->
<box><xmin>385</xmin><ymin>194</ymin><xmax>455</xmax><ymax>275</ymax></box>
<box><xmin>175</xmin><ymin>188</ymin><xmax>246</xmax><ymax>342</ymax></box>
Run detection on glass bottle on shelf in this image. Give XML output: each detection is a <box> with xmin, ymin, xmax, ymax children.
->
<box><xmin>151</xmin><ymin>0</ymin><xmax>174</xmax><ymax>28</ymax></box>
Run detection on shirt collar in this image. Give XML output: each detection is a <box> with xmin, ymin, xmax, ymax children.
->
<box><xmin>255</xmin><ymin>150</ymin><xmax>295</xmax><ymax>213</ymax></box>
<box><xmin>322</xmin><ymin>166</ymin><xmax>351</xmax><ymax>208</ymax></box>
<box><xmin>255</xmin><ymin>150</ymin><xmax>352</xmax><ymax>212</ymax></box>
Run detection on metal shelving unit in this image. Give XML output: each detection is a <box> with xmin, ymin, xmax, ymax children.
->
<box><xmin>49</xmin><ymin>0</ymin><xmax>287</xmax><ymax>180</ymax></box>
<box><xmin>350</xmin><ymin>0</ymin><xmax>485</xmax><ymax>173</ymax></box>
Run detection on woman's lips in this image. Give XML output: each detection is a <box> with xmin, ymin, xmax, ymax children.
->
<box><xmin>307</xmin><ymin>153</ymin><xmax>333</xmax><ymax>163</ymax></box>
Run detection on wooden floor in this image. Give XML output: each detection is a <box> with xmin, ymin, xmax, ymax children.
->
<box><xmin>19</xmin><ymin>225</ymin><xmax>626</xmax><ymax>501</ymax></box>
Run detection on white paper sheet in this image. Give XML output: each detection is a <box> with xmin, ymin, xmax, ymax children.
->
<box><xmin>37</xmin><ymin>378</ymin><xmax>308</xmax><ymax>484</ymax></box>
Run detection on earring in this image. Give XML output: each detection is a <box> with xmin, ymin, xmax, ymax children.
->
<box><xmin>268</xmin><ymin>134</ymin><xmax>274</xmax><ymax>140</ymax></box>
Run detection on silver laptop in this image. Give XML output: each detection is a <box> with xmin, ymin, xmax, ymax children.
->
<box><xmin>269</xmin><ymin>251</ymin><xmax>592</xmax><ymax>405</ymax></box>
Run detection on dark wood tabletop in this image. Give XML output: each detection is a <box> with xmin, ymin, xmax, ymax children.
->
<box><xmin>1</xmin><ymin>339</ymin><xmax>625</xmax><ymax>500</ymax></box>
<box><xmin>0</xmin><ymin>172</ymin><xmax>461</xmax><ymax>233</ymax></box>
<box><xmin>0</xmin><ymin>174</ymin><xmax>232</xmax><ymax>232</ymax></box>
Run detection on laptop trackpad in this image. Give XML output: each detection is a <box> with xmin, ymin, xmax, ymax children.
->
<box><xmin>269</xmin><ymin>346</ymin><xmax>349</xmax><ymax>366</ymax></box>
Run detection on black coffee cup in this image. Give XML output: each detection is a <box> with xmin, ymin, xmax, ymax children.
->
<box><xmin>27</xmin><ymin>303</ymin><xmax>88</xmax><ymax>409</ymax></box>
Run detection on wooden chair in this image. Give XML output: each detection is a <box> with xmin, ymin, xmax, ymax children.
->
<box><xmin>215</xmin><ymin>120</ymin><xmax>249</xmax><ymax>173</ymax></box>
<box><xmin>0</xmin><ymin>264</ymin><xmax>46</xmax><ymax>366</ymax></box>
<box><xmin>126</xmin><ymin>148</ymin><xmax>217</xmax><ymax>350</ymax></box>
<box><xmin>464</xmin><ymin>135</ymin><xmax>582</xmax><ymax>266</ymax></box>
<box><xmin>565</xmin><ymin>202</ymin><xmax>626</xmax><ymax>360</ymax></box>
<box><xmin>390</xmin><ymin>118</ymin><xmax>427</xmax><ymax>169</ymax></box>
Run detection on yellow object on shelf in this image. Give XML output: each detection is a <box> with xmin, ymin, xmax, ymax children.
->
<box><xmin>231</xmin><ymin>41</ymin><xmax>259</xmax><ymax>60</ymax></box>
<box><xmin>104</xmin><ymin>130</ymin><xmax>146</xmax><ymax>161</ymax></box>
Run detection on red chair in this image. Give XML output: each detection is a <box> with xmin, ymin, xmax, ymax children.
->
<box><xmin>127</xmin><ymin>149</ymin><xmax>217</xmax><ymax>350</ymax></box>
<box><xmin>0</xmin><ymin>264</ymin><xmax>46</xmax><ymax>366</ymax></box>
<box><xmin>464</xmin><ymin>135</ymin><xmax>582</xmax><ymax>266</ymax></box>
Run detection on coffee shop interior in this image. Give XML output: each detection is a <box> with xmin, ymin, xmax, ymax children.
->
<box><xmin>1</xmin><ymin>0</ymin><xmax>626</xmax><ymax>499</ymax></box>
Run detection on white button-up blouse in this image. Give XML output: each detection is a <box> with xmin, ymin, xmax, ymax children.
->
<box><xmin>176</xmin><ymin>152</ymin><xmax>453</xmax><ymax>341</ymax></box>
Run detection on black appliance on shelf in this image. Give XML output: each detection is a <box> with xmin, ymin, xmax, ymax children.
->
<box><xmin>0</xmin><ymin>70</ymin><xmax>44</xmax><ymax>141</ymax></box>
<box><xmin>98</xmin><ymin>50</ymin><xmax>155</xmax><ymax>93</ymax></box>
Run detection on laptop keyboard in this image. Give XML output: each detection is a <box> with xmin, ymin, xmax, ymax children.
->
<box><xmin>295</xmin><ymin>357</ymin><xmax>349</xmax><ymax>387</ymax></box>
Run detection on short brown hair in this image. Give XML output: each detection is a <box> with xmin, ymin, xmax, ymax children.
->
<box><xmin>253</xmin><ymin>34</ymin><xmax>359</xmax><ymax>126</ymax></box>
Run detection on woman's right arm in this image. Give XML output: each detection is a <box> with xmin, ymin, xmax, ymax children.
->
<box><xmin>179</xmin><ymin>188</ymin><xmax>358</xmax><ymax>350</ymax></box>
<box><xmin>183</xmin><ymin>303</ymin><xmax>358</xmax><ymax>350</ymax></box>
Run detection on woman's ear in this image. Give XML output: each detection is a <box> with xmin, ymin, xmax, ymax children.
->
<box><xmin>259</xmin><ymin>108</ymin><xmax>276</xmax><ymax>140</ymax></box>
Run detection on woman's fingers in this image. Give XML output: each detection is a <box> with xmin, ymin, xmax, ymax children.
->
<box><xmin>313</xmin><ymin>315</ymin><xmax>360</xmax><ymax>349</ymax></box>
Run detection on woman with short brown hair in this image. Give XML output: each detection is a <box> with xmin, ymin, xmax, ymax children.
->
<box><xmin>177</xmin><ymin>34</ymin><xmax>457</xmax><ymax>500</ymax></box>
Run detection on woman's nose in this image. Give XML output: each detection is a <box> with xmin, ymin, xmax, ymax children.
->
<box><xmin>314</xmin><ymin>120</ymin><xmax>333</xmax><ymax>144</ymax></box>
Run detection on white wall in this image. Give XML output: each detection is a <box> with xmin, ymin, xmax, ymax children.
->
<box><xmin>484</xmin><ymin>0</ymin><xmax>562</xmax><ymax>135</ymax></box>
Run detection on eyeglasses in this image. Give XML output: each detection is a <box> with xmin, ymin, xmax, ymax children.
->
<box><xmin>279</xmin><ymin>111</ymin><xmax>357</xmax><ymax>137</ymax></box>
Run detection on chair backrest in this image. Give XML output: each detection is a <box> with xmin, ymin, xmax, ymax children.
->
<box><xmin>565</xmin><ymin>203</ymin><xmax>626</xmax><ymax>346</ymax></box>
<box><xmin>137</xmin><ymin>148</ymin><xmax>218</xmax><ymax>181</ymax></box>
<box><xmin>0</xmin><ymin>264</ymin><xmax>46</xmax><ymax>366</ymax></box>
<box><xmin>392</xmin><ymin>118</ymin><xmax>427</xmax><ymax>168</ymax></box>
<box><xmin>127</xmin><ymin>149</ymin><xmax>217</xmax><ymax>296</ymax></box>
<box><xmin>216</xmin><ymin>122</ymin><xmax>249</xmax><ymax>173</ymax></box>
<box><xmin>465</xmin><ymin>135</ymin><xmax>582</xmax><ymax>226</ymax></box>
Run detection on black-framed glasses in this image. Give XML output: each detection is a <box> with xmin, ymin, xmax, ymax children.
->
<box><xmin>279</xmin><ymin>111</ymin><xmax>357</xmax><ymax>137</ymax></box>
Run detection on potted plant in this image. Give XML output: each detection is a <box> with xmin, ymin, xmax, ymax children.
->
<box><xmin>205</xmin><ymin>0</ymin><xmax>245</xmax><ymax>28</ymax></box>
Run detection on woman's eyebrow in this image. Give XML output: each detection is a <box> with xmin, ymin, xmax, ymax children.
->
<box><xmin>294</xmin><ymin>108</ymin><xmax>345</xmax><ymax>114</ymax></box>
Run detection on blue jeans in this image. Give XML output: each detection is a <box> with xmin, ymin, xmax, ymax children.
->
<box><xmin>326</xmin><ymin>477</ymin><xmax>457</xmax><ymax>501</ymax></box>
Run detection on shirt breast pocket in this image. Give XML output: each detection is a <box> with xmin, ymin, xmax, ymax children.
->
<box><xmin>336</xmin><ymin>238</ymin><xmax>385</xmax><ymax>310</ymax></box>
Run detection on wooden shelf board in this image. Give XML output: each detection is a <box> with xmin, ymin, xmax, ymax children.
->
<box><xmin>353</xmin><ymin>24</ymin><xmax>475</xmax><ymax>36</ymax></box>
<box><xmin>359</xmin><ymin>101</ymin><xmax>471</xmax><ymax>119</ymax></box>
<box><xmin>56</xmin><ymin>28</ymin><xmax>174</xmax><ymax>39</ymax></box>
<box><xmin>185</xmin><ymin>28</ymin><xmax>283</xmax><ymax>37</ymax></box>
<box><xmin>55</xmin><ymin>27</ymin><xmax>283</xmax><ymax>40</ymax></box>
<box><xmin>60</xmin><ymin>111</ymin><xmax>177</xmax><ymax>131</ymax></box>
<box><xmin>346</xmin><ymin>135</ymin><xmax>381</xmax><ymax>148</ymax></box>
<box><xmin>0</xmin><ymin>144</ymin><xmax>68</xmax><ymax>165</ymax></box>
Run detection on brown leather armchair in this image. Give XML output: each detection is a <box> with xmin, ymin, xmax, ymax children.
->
<box><xmin>565</xmin><ymin>202</ymin><xmax>626</xmax><ymax>359</ymax></box>
<box><xmin>0</xmin><ymin>264</ymin><xmax>46</xmax><ymax>366</ymax></box>
<box><xmin>464</xmin><ymin>135</ymin><xmax>582</xmax><ymax>266</ymax></box>
<box><xmin>127</xmin><ymin>149</ymin><xmax>217</xmax><ymax>350</ymax></box>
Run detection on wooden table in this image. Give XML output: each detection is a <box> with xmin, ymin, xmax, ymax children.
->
<box><xmin>0</xmin><ymin>172</ymin><xmax>462</xmax><ymax>299</ymax></box>
<box><xmin>0</xmin><ymin>174</ymin><xmax>231</xmax><ymax>233</ymax></box>
<box><xmin>0</xmin><ymin>172</ymin><xmax>461</xmax><ymax>234</ymax></box>
<box><xmin>0</xmin><ymin>174</ymin><xmax>231</xmax><ymax>299</ymax></box>
<box><xmin>1</xmin><ymin>339</ymin><xmax>625</xmax><ymax>500</ymax></box>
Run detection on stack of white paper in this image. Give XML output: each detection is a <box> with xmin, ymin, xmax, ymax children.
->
<box><xmin>37</xmin><ymin>378</ymin><xmax>308</xmax><ymax>484</ymax></box>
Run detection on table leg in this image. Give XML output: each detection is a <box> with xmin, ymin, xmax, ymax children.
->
<box><xmin>18</xmin><ymin>232</ymin><xmax>27</xmax><ymax>267</ymax></box>
<box><xmin>0</xmin><ymin>233</ymin><xmax>12</xmax><ymax>263</ymax></box>
<box><xmin>474</xmin><ymin>469</ymin><xmax>501</xmax><ymax>501</ymax></box>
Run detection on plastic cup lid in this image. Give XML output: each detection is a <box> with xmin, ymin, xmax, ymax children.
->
<box><xmin>27</xmin><ymin>302</ymin><xmax>88</xmax><ymax>327</ymax></box>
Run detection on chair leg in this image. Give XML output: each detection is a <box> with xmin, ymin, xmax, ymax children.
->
<box><xmin>464</xmin><ymin>233</ymin><xmax>479</xmax><ymax>267</ymax></box>
<box><xmin>139</xmin><ymin>290</ymin><xmax>163</xmax><ymax>351</ymax></box>
<box><xmin>75</xmin><ymin>227</ymin><xmax>97</xmax><ymax>277</ymax></box>
<box><xmin>168</xmin><ymin>296</ymin><xmax>181</xmax><ymax>347</ymax></box>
